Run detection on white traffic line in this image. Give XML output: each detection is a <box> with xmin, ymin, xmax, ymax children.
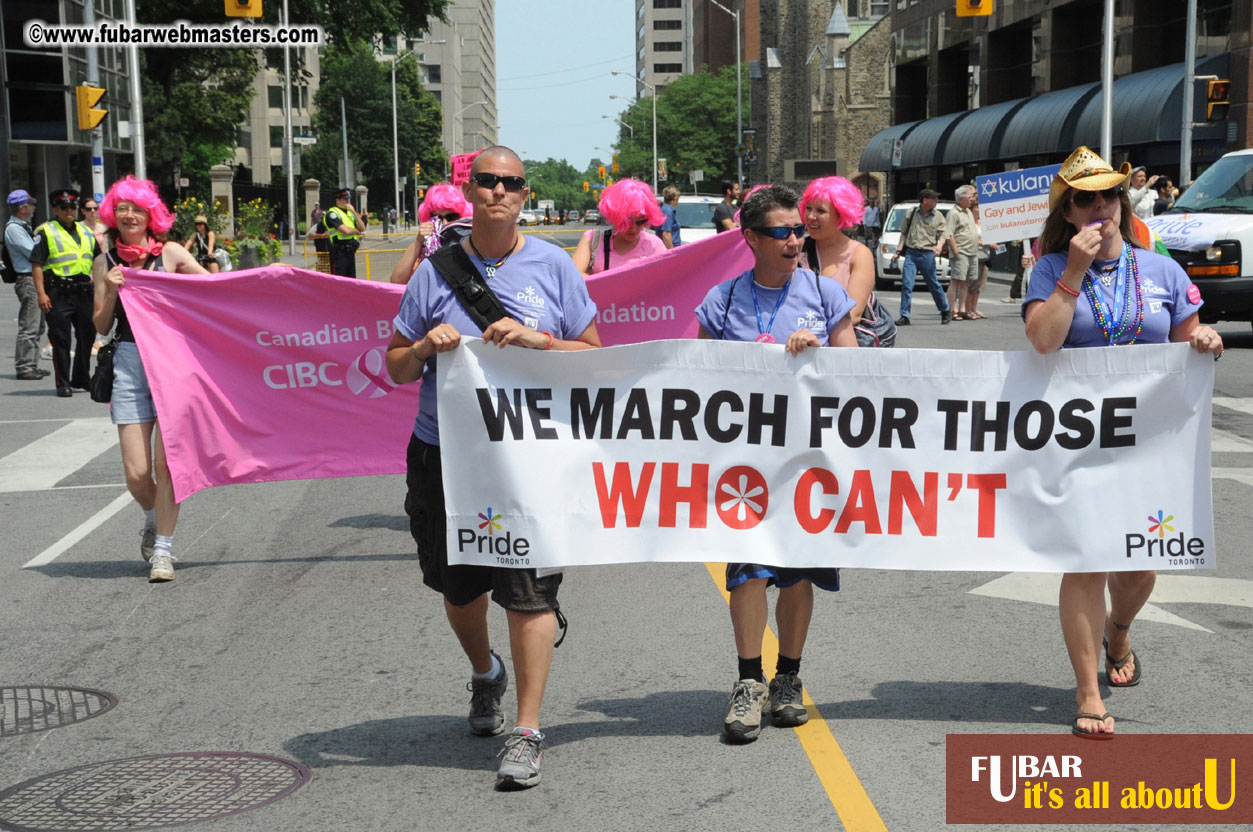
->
<box><xmin>23</xmin><ymin>491</ymin><xmax>133</xmax><ymax>569</ymax></box>
<box><xmin>1214</xmin><ymin>397</ymin><xmax>1253</xmax><ymax>417</ymax></box>
<box><xmin>1212</xmin><ymin>428</ymin><xmax>1253</xmax><ymax>453</ymax></box>
<box><xmin>1213</xmin><ymin>468</ymin><xmax>1253</xmax><ymax>486</ymax></box>
<box><xmin>0</xmin><ymin>418</ymin><xmax>118</xmax><ymax>493</ymax></box>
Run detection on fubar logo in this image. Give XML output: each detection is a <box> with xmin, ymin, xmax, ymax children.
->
<box><xmin>1125</xmin><ymin>509</ymin><xmax>1205</xmax><ymax>565</ymax></box>
<box><xmin>458</xmin><ymin>505</ymin><xmax>532</xmax><ymax>565</ymax></box>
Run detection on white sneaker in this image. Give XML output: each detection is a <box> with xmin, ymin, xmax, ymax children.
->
<box><xmin>149</xmin><ymin>553</ymin><xmax>175</xmax><ymax>582</ymax></box>
<box><xmin>140</xmin><ymin>524</ymin><xmax>157</xmax><ymax>561</ymax></box>
<box><xmin>40</xmin><ymin>346</ymin><xmax>52</xmax><ymax>359</ymax></box>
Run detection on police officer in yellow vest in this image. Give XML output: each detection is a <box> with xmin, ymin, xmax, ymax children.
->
<box><xmin>326</xmin><ymin>187</ymin><xmax>365</xmax><ymax>277</ymax></box>
<box><xmin>31</xmin><ymin>189</ymin><xmax>100</xmax><ymax>397</ymax></box>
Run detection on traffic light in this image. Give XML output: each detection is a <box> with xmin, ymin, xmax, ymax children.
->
<box><xmin>612</xmin><ymin>154</ymin><xmax>620</xmax><ymax>175</ymax></box>
<box><xmin>224</xmin><ymin>0</ymin><xmax>262</xmax><ymax>17</ymax></box>
<box><xmin>415</xmin><ymin>161</ymin><xmax>422</xmax><ymax>177</ymax></box>
<box><xmin>598</xmin><ymin>165</ymin><xmax>606</xmax><ymax>179</ymax></box>
<box><xmin>418</xmin><ymin>189</ymin><xmax>425</xmax><ymax>199</ymax></box>
<box><xmin>955</xmin><ymin>0</ymin><xmax>992</xmax><ymax>16</ymax></box>
<box><xmin>1206</xmin><ymin>78</ymin><xmax>1231</xmax><ymax>121</ymax></box>
<box><xmin>75</xmin><ymin>85</ymin><xmax>107</xmax><ymax>131</ymax></box>
<box><xmin>583</xmin><ymin>181</ymin><xmax>589</xmax><ymax>192</ymax></box>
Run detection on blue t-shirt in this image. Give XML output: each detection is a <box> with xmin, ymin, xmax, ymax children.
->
<box><xmin>696</xmin><ymin>267</ymin><xmax>856</xmax><ymax>344</ymax></box>
<box><xmin>1024</xmin><ymin>248</ymin><xmax>1202</xmax><ymax>347</ymax></box>
<box><xmin>659</xmin><ymin>203</ymin><xmax>681</xmax><ymax>246</ymax></box>
<box><xmin>394</xmin><ymin>237</ymin><xmax>598</xmax><ymax>444</ymax></box>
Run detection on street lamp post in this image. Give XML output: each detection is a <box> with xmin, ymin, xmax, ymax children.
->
<box><xmin>602</xmin><ymin>114</ymin><xmax>634</xmax><ymax>140</ymax></box>
<box><xmin>611</xmin><ymin>71</ymin><xmax>657</xmax><ymax>193</ymax></box>
<box><xmin>391</xmin><ymin>50</ymin><xmax>418</xmax><ymax>228</ymax></box>
<box><xmin>709</xmin><ymin>0</ymin><xmax>742</xmax><ymax>190</ymax></box>
<box><xmin>453</xmin><ymin>100</ymin><xmax>488</xmax><ymax>156</ymax></box>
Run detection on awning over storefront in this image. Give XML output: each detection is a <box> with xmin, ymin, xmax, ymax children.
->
<box><xmin>861</xmin><ymin>53</ymin><xmax>1232</xmax><ymax>172</ymax></box>
<box><xmin>898</xmin><ymin>110</ymin><xmax>969</xmax><ymax>168</ymax></box>
<box><xmin>940</xmin><ymin>97</ymin><xmax>1029</xmax><ymax>165</ymax></box>
<box><xmin>858</xmin><ymin>120</ymin><xmax>920</xmax><ymax>171</ymax></box>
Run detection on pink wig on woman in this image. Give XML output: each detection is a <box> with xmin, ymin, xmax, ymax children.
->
<box><xmin>99</xmin><ymin>175</ymin><xmax>175</xmax><ymax>235</ymax></box>
<box><xmin>598</xmin><ymin>178</ymin><xmax>664</xmax><ymax>234</ymax></box>
<box><xmin>418</xmin><ymin>183</ymin><xmax>473</xmax><ymax>223</ymax></box>
<box><xmin>799</xmin><ymin>176</ymin><xmax>865</xmax><ymax>230</ymax></box>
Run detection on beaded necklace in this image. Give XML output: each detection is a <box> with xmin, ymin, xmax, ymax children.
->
<box><xmin>1082</xmin><ymin>243</ymin><xmax>1144</xmax><ymax>345</ymax></box>
<box><xmin>467</xmin><ymin>234</ymin><xmax>519</xmax><ymax>278</ymax></box>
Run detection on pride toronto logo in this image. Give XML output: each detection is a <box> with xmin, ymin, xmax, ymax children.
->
<box><xmin>458</xmin><ymin>505</ymin><xmax>532</xmax><ymax>565</ymax></box>
<box><xmin>1124</xmin><ymin>509</ymin><xmax>1205</xmax><ymax>565</ymax></box>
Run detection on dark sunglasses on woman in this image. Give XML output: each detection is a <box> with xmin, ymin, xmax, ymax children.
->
<box><xmin>471</xmin><ymin>172</ymin><xmax>527</xmax><ymax>192</ymax></box>
<box><xmin>753</xmin><ymin>224</ymin><xmax>807</xmax><ymax>240</ymax></box>
<box><xmin>435</xmin><ymin>212</ymin><xmax>461</xmax><ymax>222</ymax></box>
<box><xmin>1071</xmin><ymin>185</ymin><xmax>1124</xmax><ymax>208</ymax></box>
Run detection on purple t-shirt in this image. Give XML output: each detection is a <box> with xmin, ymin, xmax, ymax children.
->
<box><xmin>394</xmin><ymin>237</ymin><xmax>598</xmax><ymax>444</ymax></box>
<box><xmin>1024</xmin><ymin>248</ymin><xmax>1202</xmax><ymax>347</ymax></box>
<box><xmin>696</xmin><ymin>267</ymin><xmax>856</xmax><ymax>344</ymax></box>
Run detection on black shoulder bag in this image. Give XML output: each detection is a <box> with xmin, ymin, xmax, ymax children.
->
<box><xmin>427</xmin><ymin>243</ymin><xmax>514</xmax><ymax>330</ymax></box>
<box><xmin>90</xmin><ymin>252</ymin><xmax>155</xmax><ymax>403</ymax></box>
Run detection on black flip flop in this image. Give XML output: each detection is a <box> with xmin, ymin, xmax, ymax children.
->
<box><xmin>1072</xmin><ymin>712</ymin><xmax>1115</xmax><ymax>739</ymax></box>
<box><xmin>1106</xmin><ymin>648</ymin><xmax>1142</xmax><ymax>687</ymax></box>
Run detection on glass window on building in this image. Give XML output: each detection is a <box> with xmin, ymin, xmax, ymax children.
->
<box><xmin>268</xmin><ymin>86</ymin><xmax>284</xmax><ymax>108</ymax></box>
<box><xmin>269</xmin><ymin>126</ymin><xmax>284</xmax><ymax>148</ymax></box>
<box><xmin>654</xmin><ymin>0</ymin><xmax>682</xmax><ymax>8</ymax></box>
<box><xmin>427</xmin><ymin>64</ymin><xmax>442</xmax><ymax>84</ymax></box>
<box><xmin>654</xmin><ymin>42</ymin><xmax>683</xmax><ymax>52</ymax></box>
<box><xmin>654</xmin><ymin>19</ymin><xmax>681</xmax><ymax>30</ymax></box>
<box><xmin>654</xmin><ymin>63</ymin><xmax>682</xmax><ymax>73</ymax></box>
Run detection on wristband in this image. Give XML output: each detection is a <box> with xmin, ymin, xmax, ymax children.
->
<box><xmin>410</xmin><ymin>343</ymin><xmax>423</xmax><ymax>362</ymax></box>
<box><xmin>541</xmin><ymin>331</ymin><xmax>554</xmax><ymax>351</ymax></box>
<box><xmin>1055</xmin><ymin>280</ymin><xmax>1081</xmax><ymax>298</ymax></box>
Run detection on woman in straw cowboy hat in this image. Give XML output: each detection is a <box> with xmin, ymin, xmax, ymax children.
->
<box><xmin>183</xmin><ymin>215</ymin><xmax>219</xmax><ymax>273</ymax></box>
<box><xmin>1023</xmin><ymin>146</ymin><xmax>1223</xmax><ymax>738</ymax></box>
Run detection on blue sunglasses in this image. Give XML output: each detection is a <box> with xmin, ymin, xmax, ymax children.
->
<box><xmin>753</xmin><ymin>224</ymin><xmax>807</xmax><ymax>240</ymax></box>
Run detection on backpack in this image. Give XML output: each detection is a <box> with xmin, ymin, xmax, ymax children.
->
<box><xmin>584</xmin><ymin>227</ymin><xmax>613</xmax><ymax>274</ymax></box>
<box><xmin>803</xmin><ymin>237</ymin><xmax>896</xmax><ymax>348</ymax></box>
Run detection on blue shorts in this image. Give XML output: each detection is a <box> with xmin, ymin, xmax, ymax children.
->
<box><xmin>110</xmin><ymin>341</ymin><xmax>156</xmax><ymax>425</ymax></box>
<box><xmin>726</xmin><ymin>563</ymin><xmax>841</xmax><ymax>592</ymax></box>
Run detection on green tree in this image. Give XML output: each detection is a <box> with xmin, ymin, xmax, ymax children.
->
<box><xmin>524</xmin><ymin>157</ymin><xmax>597</xmax><ymax>212</ymax></box>
<box><xmin>133</xmin><ymin>1</ymin><xmax>449</xmax><ymax>194</ymax></box>
<box><xmin>609</xmin><ymin>65</ymin><xmax>746</xmax><ymax>192</ymax></box>
<box><xmin>300</xmin><ymin>40</ymin><xmax>445</xmax><ymax>210</ymax></box>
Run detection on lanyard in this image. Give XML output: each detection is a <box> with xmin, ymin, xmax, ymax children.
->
<box><xmin>749</xmin><ymin>272</ymin><xmax>792</xmax><ymax>339</ymax></box>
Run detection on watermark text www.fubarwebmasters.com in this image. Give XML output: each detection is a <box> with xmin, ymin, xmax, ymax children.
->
<box><xmin>23</xmin><ymin>19</ymin><xmax>323</xmax><ymax>48</ymax></box>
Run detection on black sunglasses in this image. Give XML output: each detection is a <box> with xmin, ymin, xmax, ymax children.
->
<box><xmin>1071</xmin><ymin>186</ymin><xmax>1124</xmax><ymax>208</ymax></box>
<box><xmin>752</xmin><ymin>224</ymin><xmax>807</xmax><ymax>240</ymax></box>
<box><xmin>435</xmin><ymin>212</ymin><xmax>461</xmax><ymax>221</ymax></box>
<box><xmin>83</xmin><ymin>205</ymin><xmax>99</xmax><ymax>211</ymax></box>
<box><xmin>471</xmin><ymin>172</ymin><xmax>527</xmax><ymax>192</ymax></box>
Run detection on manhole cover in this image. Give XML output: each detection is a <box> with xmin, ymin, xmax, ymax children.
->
<box><xmin>1</xmin><ymin>687</ymin><xmax>118</xmax><ymax>738</ymax></box>
<box><xmin>0</xmin><ymin>752</ymin><xmax>311</xmax><ymax>831</ymax></box>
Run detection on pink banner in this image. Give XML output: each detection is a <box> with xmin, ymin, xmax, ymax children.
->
<box><xmin>450</xmin><ymin>151</ymin><xmax>482</xmax><ymax>185</ymax></box>
<box><xmin>122</xmin><ymin>231</ymin><xmax>752</xmax><ymax>501</ymax></box>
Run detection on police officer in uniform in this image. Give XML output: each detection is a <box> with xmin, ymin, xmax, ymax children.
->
<box><xmin>31</xmin><ymin>189</ymin><xmax>99</xmax><ymax>397</ymax></box>
<box><xmin>325</xmin><ymin>188</ymin><xmax>365</xmax><ymax>277</ymax></box>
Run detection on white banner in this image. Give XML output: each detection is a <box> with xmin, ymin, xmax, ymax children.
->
<box><xmin>438</xmin><ymin>341</ymin><xmax>1215</xmax><ymax>573</ymax></box>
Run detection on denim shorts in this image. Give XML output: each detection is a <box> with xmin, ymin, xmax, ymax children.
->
<box><xmin>110</xmin><ymin>341</ymin><xmax>156</xmax><ymax>425</ymax></box>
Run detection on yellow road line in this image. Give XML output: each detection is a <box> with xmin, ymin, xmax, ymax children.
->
<box><xmin>703</xmin><ymin>562</ymin><xmax>889</xmax><ymax>832</ymax></box>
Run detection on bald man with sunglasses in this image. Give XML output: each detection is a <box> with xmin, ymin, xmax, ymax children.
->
<box><xmin>386</xmin><ymin>146</ymin><xmax>600</xmax><ymax>789</ymax></box>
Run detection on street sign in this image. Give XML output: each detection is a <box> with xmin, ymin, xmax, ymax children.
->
<box><xmin>891</xmin><ymin>138</ymin><xmax>903</xmax><ymax>168</ymax></box>
<box><xmin>690</xmin><ymin>169</ymin><xmax>704</xmax><ymax>183</ymax></box>
<box><xmin>293</xmin><ymin>136</ymin><xmax>317</xmax><ymax>146</ymax></box>
<box><xmin>178</xmin><ymin>177</ymin><xmax>189</xmax><ymax>188</ymax></box>
<box><xmin>735</xmin><ymin>144</ymin><xmax>748</xmax><ymax>158</ymax></box>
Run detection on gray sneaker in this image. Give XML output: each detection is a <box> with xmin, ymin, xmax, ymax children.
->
<box><xmin>768</xmin><ymin>671</ymin><xmax>809</xmax><ymax>727</ymax></box>
<box><xmin>496</xmin><ymin>727</ymin><xmax>544</xmax><ymax>789</ymax></box>
<box><xmin>140</xmin><ymin>524</ymin><xmax>157</xmax><ymax>561</ymax></box>
<box><xmin>148</xmin><ymin>553</ymin><xmax>175</xmax><ymax>582</ymax></box>
<box><xmin>466</xmin><ymin>652</ymin><xmax>508</xmax><ymax>736</ymax></box>
<box><xmin>723</xmin><ymin>679</ymin><xmax>769</xmax><ymax>743</ymax></box>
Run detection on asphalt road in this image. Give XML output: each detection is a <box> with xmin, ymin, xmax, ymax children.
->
<box><xmin>2</xmin><ymin>271</ymin><xmax>1251</xmax><ymax>832</ymax></box>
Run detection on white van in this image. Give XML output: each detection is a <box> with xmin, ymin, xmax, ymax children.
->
<box><xmin>873</xmin><ymin>200</ymin><xmax>955</xmax><ymax>289</ymax></box>
<box><xmin>1144</xmin><ymin>149</ymin><xmax>1253</xmax><ymax>325</ymax></box>
<box><xmin>674</xmin><ymin>194</ymin><xmax>725</xmax><ymax>244</ymax></box>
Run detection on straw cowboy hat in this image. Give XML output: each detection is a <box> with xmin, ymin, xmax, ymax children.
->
<box><xmin>1048</xmin><ymin>146</ymin><xmax>1132</xmax><ymax>211</ymax></box>
<box><xmin>194</xmin><ymin>215</ymin><xmax>208</xmax><ymax>224</ymax></box>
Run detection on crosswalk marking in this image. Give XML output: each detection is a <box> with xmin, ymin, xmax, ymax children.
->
<box><xmin>1212</xmin><ymin>428</ymin><xmax>1253</xmax><ymax>453</ymax></box>
<box><xmin>0</xmin><ymin>418</ymin><xmax>118</xmax><ymax>493</ymax></box>
<box><xmin>1214</xmin><ymin>468</ymin><xmax>1253</xmax><ymax>486</ymax></box>
<box><xmin>1215</xmin><ymin>397</ymin><xmax>1253</xmax><ymax>417</ymax></box>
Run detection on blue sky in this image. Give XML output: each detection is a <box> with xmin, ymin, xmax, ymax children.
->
<box><xmin>496</xmin><ymin>0</ymin><xmax>639</xmax><ymax>170</ymax></box>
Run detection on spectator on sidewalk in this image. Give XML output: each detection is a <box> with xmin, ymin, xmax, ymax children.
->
<box><xmin>945</xmin><ymin>185</ymin><xmax>980</xmax><ymax>320</ymax></box>
<box><xmin>892</xmin><ymin>189</ymin><xmax>952</xmax><ymax>326</ymax></box>
<box><xmin>6</xmin><ymin>190</ymin><xmax>48</xmax><ymax>381</ymax></box>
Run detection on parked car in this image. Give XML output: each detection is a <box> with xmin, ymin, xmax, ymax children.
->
<box><xmin>583</xmin><ymin>208</ymin><xmax>601</xmax><ymax>225</ymax></box>
<box><xmin>566</xmin><ymin>210</ymin><xmax>580</xmax><ymax>223</ymax></box>
<box><xmin>674</xmin><ymin>194</ymin><xmax>724</xmax><ymax>243</ymax></box>
<box><xmin>517</xmin><ymin>210</ymin><xmax>539</xmax><ymax>226</ymax></box>
<box><xmin>873</xmin><ymin>200</ymin><xmax>955</xmax><ymax>289</ymax></box>
<box><xmin>1146</xmin><ymin>148</ymin><xmax>1253</xmax><ymax>325</ymax></box>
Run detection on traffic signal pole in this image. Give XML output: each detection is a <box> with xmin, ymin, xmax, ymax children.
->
<box><xmin>125</xmin><ymin>0</ymin><xmax>145</xmax><ymax>178</ymax></box>
<box><xmin>83</xmin><ymin>0</ymin><xmax>104</xmax><ymax>205</ymax></box>
<box><xmin>1181</xmin><ymin>0</ymin><xmax>1197</xmax><ymax>185</ymax></box>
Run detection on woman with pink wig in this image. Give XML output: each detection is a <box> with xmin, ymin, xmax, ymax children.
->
<box><xmin>92</xmin><ymin>176</ymin><xmax>206</xmax><ymax>583</ymax></box>
<box><xmin>389</xmin><ymin>183</ymin><xmax>473</xmax><ymax>284</ymax></box>
<box><xmin>799</xmin><ymin>177</ymin><xmax>876</xmax><ymax>327</ymax></box>
<box><xmin>572</xmin><ymin>178</ymin><xmax>666</xmax><ymax>275</ymax></box>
